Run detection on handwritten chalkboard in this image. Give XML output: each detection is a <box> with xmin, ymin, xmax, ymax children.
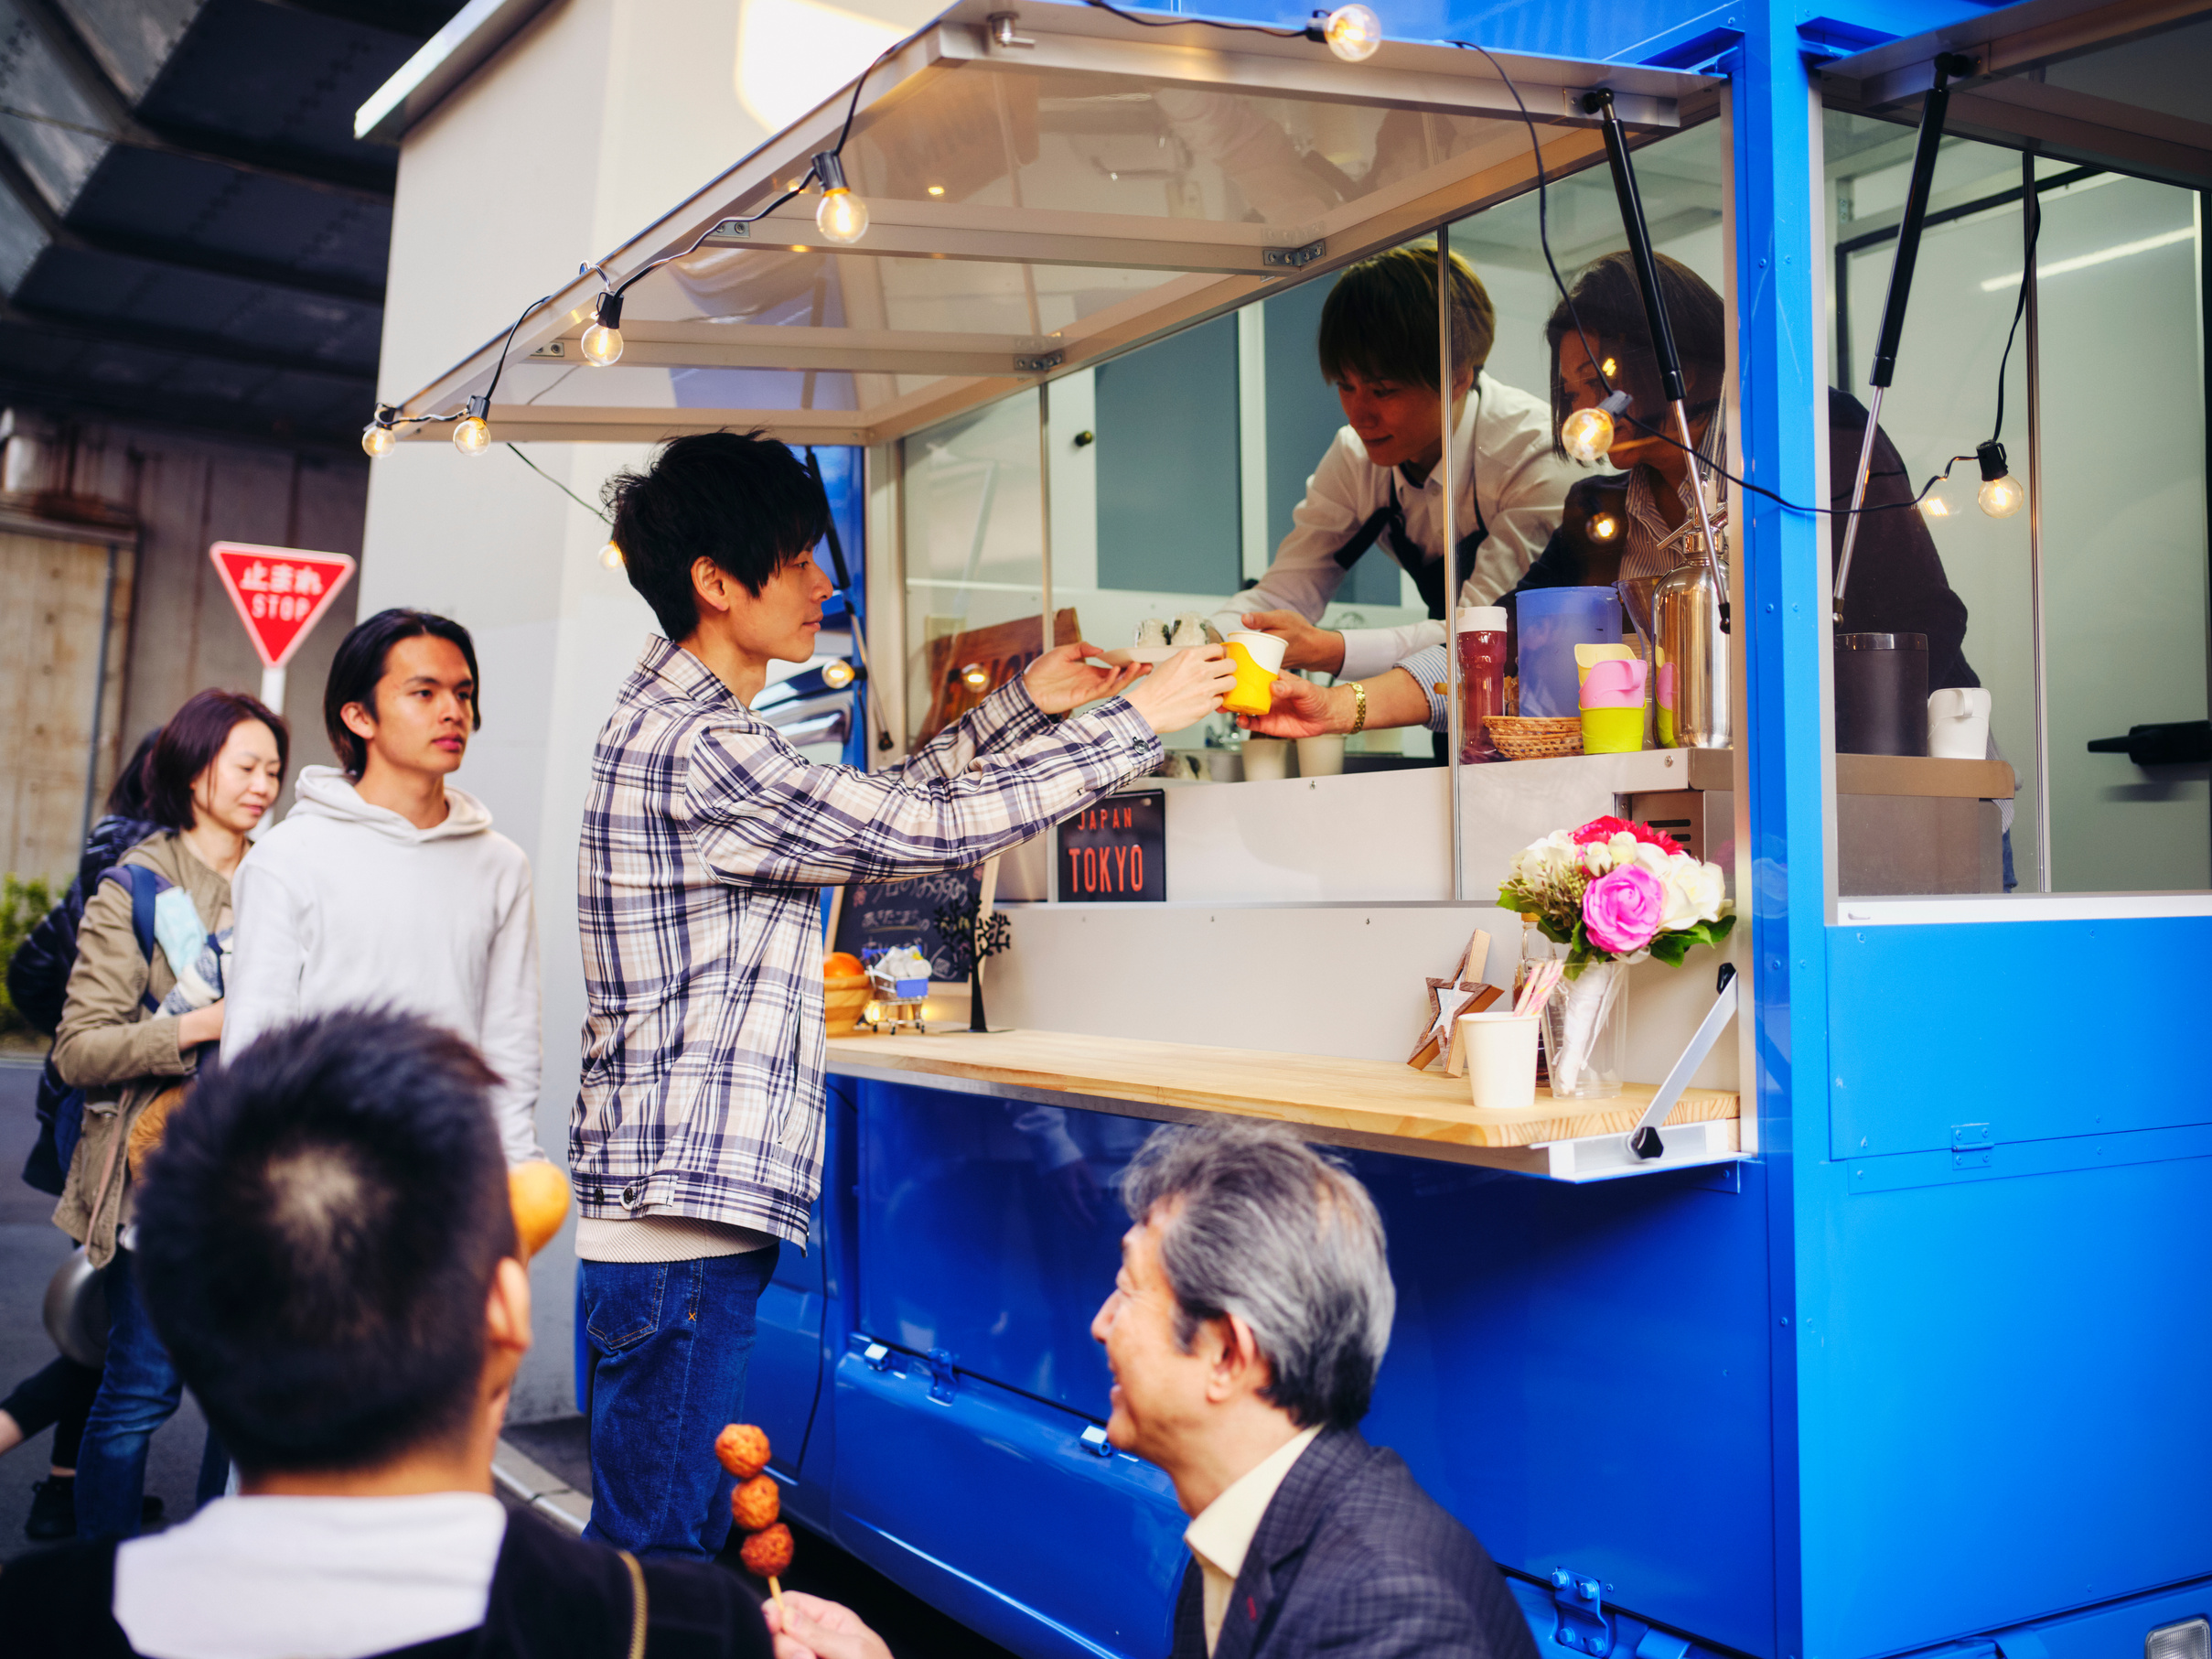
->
<box><xmin>1055</xmin><ymin>790</ymin><xmax>1165</xmax><ymax>902</ymax></box>
<box><xmin>832</xmin><ymin>867</ymin><xmax>985</xmax><ymax>978</ymax></box>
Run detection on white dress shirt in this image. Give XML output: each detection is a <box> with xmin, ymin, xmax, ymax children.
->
<box><xmin>1208</xmin><ymin>372</ymin><xmax>1584</xmax><ymax>679</ymax></box>
<box><xmin>1183</xmin><ymin>1426</ymin><xmax>1323</xmax><ymax>1656</ymax></box>
<box><xmin>113</xmin><ymin>1492</ymin><xmax>507</xmax><ymax>1659</ymax></box>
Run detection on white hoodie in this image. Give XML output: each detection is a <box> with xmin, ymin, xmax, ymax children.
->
<box><xmin>223</xmin><ymin>766</ymin><xmax>543</xmax><ymax>1164</ymax></box>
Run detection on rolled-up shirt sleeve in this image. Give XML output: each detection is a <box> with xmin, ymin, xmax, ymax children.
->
<box><xmin>1391</xmin><ymin>642</ymin><xmax>1455</xmax><ymax>733</ymax></box>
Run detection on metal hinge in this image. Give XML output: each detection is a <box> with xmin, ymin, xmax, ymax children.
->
<box><xmin>1951</xmin><ymin>1123</ymin><xmax>1992</xmax><ymax>1169</ymax></box>
<box><xmin>926</xmin><ymin>1347</ymin><xmax>959</xmax><ymax>1404</ymax></box>
<box><xmin>1263</xmin><ymin>239</ymin><xmax>1325</xmax><ymax>268</ymax></box>
<box><xmin>861</xmin><ymin>1341</ymin><xmax>892</xmax><ymax>1371</ymax></box>
<box><xmin>1549</xmin><ymin>1567</ymin><xmax>1615</xmax><ymax>1657</ymax></box>
<box><xmin>530</xmin><ymin>340</ymin><xmax>568</xmax><ymax>360</ymax></box>
<box><xmin>1079</xmin><ymin>1425</ymin><xmax>1114</xmax><ymax>1459</ymax></box>
<box><xmin>710</xmin><ymin>219</ymin><xmax>752</xmax><ymax>239</ymax></box>
<box><xmin>1015</xmin><ymin>350</ymin><xmax>1064</xmax><ymax>372</ymax></box>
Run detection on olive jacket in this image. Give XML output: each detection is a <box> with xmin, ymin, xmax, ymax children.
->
<box><xmin>50</xmin><ymin>832</ymin><xmax>231</xmax><ymax>1267</ymax></box>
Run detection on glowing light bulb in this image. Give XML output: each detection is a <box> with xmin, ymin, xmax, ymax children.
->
<box><xmin>864</xmin><ymin>1001</ymin><xmax>883</xmax><ymax>1025</ymax></box>
<box><xmin>1601</xmin><ymin>356</ymin><xmax>1618</xmax><ymax>377</ymax></box>
<box><xmin>600</xmin><ymin>541</ymin><xmax>624</xmax><ymax>569</ymax></box>
<box><xmin>960</xmin><ymin>662</ymin><xmax>991</xmax><ymax>691</ymax></box>
<box><xmin>1588</xmin><ymin>512</ymin><xmax>1620</xmax><ymax>542</ymax></box>
<box><xmin>1974</xmin><ymin>438</ymin><xmax>2024</xmax><ymax>519</ymax></box>
<box><xmin>453</xmin><ymin>415</ymin><xmax>490</xmax><ymax>457</ymax></box>
<box><xmin>821</xmin><ymin>658</ymin><xmax>856</xmax><ymax>690</ymax></box>
<box><xmin>1561</xmin><ymin>389</ymin><xmax>1631</xmax><ymax>466</ymax></box>
<box><xmin>360</xmin><ymin>421</ymin><xmax>394</xmax><ymax>458</ymax></box>
<box><xmin>1315</xmin><ymin>4</ymin><xmax>1382</xmax><ymax>60</ymax></box>
<box><xmin>580</xmin><ymin>292</ymin><xmax>624</xmax><ymax>366</ymax></box>
<box><xmin>927</xmin><ymin>184</ymin><xmax>946</xmax><ymax>197</ymax></box>
<box><xmin>811</xmin><ymin>150</ymin><xmax>868</xmax><ymax>244</ymax></box>
<box><xmin>1978</xmin><ymin>473</ymin><xmax>2024</xmax><ymax>518</ymax></box>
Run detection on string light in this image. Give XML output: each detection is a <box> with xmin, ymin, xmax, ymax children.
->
<box><xmin>1588</xmin><ymin>512</ymin><xmax>1620</xmax><ymax>542</ymax></box>
<box><xmin>960</xmin><ymin>663</ymin><xmax>991</xmax><ymax>690</ymax></box>
<box><xmin>1975</xmin><ymin>440</ymin><xmax>2024</xmax><ymax>518</ymax></box>
<box><xmin>813</xmin><ymin>151</ymin><xmax>869</xmax><ymax>243</ymax></box>
<box><xmin>821</xmin><ymin>659</ymin><xmax>856</xmax><ymax>689</ymax></box>
<box><xmin>1307</xmin><ymin>4</ymin><xmax>1381</xmax><ymax>60</ymax></box>
<box><xmin>360</xmin><ymin>407</ymin><xmax>396</xmax><ymax>458</ymax></box>
<box><xmin>453</xmin><ymin>395</ymin><xmax>491</xmax><ymax>458</ymax></box>
<box><xmin>580</xmin><ymin>292</ymin><xmax>625</xmax><ymax>366</ymax></box>
<box><xmin>600</xmin><ymin>541</ymin><xmax>625</xmax><ymax>569</ymax></box>
<box><xmin>1561</xmin><ymin>390</ymin><xmax>1631</xmax><ymax>466</ymax></box>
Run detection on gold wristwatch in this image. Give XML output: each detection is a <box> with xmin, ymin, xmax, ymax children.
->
<box><xmin>1348</xmin><ymin>680</ymin><xmax>1367</xmax><ymax>735</ymax></box>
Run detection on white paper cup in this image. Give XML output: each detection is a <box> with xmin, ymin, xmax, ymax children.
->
<box><xmin>1295</xmin><ymin>734</ymin><xmax>1345</xmax><ymax>777</ymax></box>
<box><xmin>1927</xmin><ymin>686</ymin><xmax>1992</xmax><ymax>759</ymax></box>
<box><xmin>1459</xmin><ymin>1013</ymin><xmax>1541</xmax><ymax>1112</ymax></box>
<box><xmin>1225</xmin><ymin>630</ymin><xmax>1288</xmax><ymax>674</ymax></box>
<box><xmin>1241</xmin><ymin>737</ymin><xmax>1289</xmax><ymax>781</ymax></box>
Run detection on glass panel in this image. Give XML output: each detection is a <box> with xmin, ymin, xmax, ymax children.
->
<box><xmin>901</xmin><ymin>387</ymin><xmax>1048</xmax><ymax>748</ymax></box>
<box><xmin>1825</xmin><ymin>108</ymin><xmax>2209</xmax><ymax>895</ymax></box>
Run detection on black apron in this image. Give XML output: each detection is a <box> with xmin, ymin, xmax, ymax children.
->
<box><xmin>1332</xmin><ymin>468</ymin><xmax>1490</xmax><ymax>759</ymax></box>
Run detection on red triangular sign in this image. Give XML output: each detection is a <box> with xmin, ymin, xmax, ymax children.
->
<box><xmin>209</xmin><ymin>542</ymin><xmax>358</xmax><ymax>669</ymax></box>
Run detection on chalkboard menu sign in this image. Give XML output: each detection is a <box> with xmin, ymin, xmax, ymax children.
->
<box><xmin>831</xmin><ymin>868</ymin><xmax>983</xmax><ymax>978</ymax></box>
<box><xmin>1056</xmin><ymin>790</ymin><xmax>1165</xmax><ymax>902</ymax></box>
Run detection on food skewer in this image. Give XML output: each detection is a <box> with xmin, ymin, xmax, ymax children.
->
<box><xmin>716</xmin><ymin>1423</ymin><xmax>791</xmax><ymax>1620</ymax></box>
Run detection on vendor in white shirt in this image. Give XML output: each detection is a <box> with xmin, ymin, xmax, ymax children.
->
<box><xmin>1211</xmin><ymin>244</ymin><xmax>1585</xmax><ymax>688</ymax></box>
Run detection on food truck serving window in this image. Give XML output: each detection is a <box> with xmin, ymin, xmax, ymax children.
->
<box><xmin>1817</xmin><ymin>1</ymin><xmax>2212</xmax><ymax>919</ymax></box>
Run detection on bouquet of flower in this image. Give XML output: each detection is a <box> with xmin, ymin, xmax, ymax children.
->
<box><xmin>1497</xmin><ymin>816</ymin><xmax>1734</xmax><ymax>1095</ymax></box>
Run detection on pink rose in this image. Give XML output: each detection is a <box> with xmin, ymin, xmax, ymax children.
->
<box><xmin>1582</xmin><ymin>864</ymin><xmax>1666</xmax><ymax>955</ymax></box>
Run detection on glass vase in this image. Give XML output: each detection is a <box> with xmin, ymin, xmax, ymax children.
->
<box><xmin>1540</xmin><ymin>958</ymin><xmax>1628</xmax><ymax>1099</ymax></box>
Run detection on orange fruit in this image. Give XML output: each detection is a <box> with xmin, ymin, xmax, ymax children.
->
<box><xmin>730</xmin><ymin>1473</ymin><xmax>780</xmax><ymax>1531</ymax></box>
<box><xmin>715</xmin><ymin>1422</ymin><xmax>771</xmax><ymax>1479</ymax></box>
<box><xmin>824</xmin><ymin>952</ymin><xmax>864</xmax><ymax>977</ymax></box>
<box><xmin>509</xmin><ymin>1162</ymin><xmax>572</xmax><ymax>1261</ymax></box>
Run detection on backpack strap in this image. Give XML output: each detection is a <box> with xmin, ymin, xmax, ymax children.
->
<box><xmin>98</xmin><ymin>865</ymin><xmax>171</xmax><ymax>1014</ymax></box>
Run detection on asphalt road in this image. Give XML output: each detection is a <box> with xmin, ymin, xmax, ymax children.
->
<box><xmin>0</xmin><ymin>1053</ymin><xmax>216</xmax><ymax>1562</ymax></box>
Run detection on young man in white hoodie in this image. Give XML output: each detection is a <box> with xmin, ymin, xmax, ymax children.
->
<box><xmin>223</xmin><ymin>609</ymin><xmax>542</xmax><ymax>1166</ymax></box>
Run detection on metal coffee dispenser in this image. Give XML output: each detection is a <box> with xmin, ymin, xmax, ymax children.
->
<box><xmin>1651</xmin><ymin>554</ymin><xmax>1731</xmax><ymax>749</ymax></box>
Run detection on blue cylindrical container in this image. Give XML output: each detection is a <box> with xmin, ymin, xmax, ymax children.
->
<box><xmin>1515</xmin><ymin>587</ymin><xmax>1623</xmax><ymax>718</ymax></box>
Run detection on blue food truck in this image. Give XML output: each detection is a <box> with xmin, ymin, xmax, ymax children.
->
<box><xmin>372</xmin><ymin>0</ymin><xmax>2211</xmax><ymax>1654</ymax></box>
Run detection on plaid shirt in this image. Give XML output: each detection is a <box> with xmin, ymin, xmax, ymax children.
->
<box><xmin>572</xmin><ymin>637</ymin><xmax>1161</xmax><ymax>1245</ymax></box>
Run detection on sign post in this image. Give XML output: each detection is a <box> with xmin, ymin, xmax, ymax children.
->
<box><xmin>209</xmin><ymin>542</ymin><xmax>358</xmax><ymax>712</ymax></box>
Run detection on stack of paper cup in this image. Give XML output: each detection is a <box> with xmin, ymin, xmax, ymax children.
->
<box><xmin>1457</xmin><ymin>1012</ymin><xmax>1541</xmax><ymax>1111</ymax></box>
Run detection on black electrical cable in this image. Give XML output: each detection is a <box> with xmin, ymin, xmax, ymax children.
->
<box><xmin>1079</xmin><ymin>0</ymin><xmax>1304</xmax><ymax>38</ymax></box>
<box><xmin>1987</xmin><ymin>173</ymin><xmax>2042</xmax><ymax>445</ymax></box>
<box><xmin>1451</xmin><ymin>42</ymin><xmax>2015</xmax><ymax>522</ymax></box>
<box><xmin>505</xmin><ymin>443</ymin><xmax>611</xmax><ymax>522</ymax></box>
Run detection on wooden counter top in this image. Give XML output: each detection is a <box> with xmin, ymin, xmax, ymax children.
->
<box><xmin>826</xmin><ymin>1029</ymin><xmax>1743</xmax><ymax>1182</ymax></box>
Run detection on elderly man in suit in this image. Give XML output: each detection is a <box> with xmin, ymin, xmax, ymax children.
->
<box><xmin>1092</xmin><ymin>1120</ymin><xmax>1540</xmax><ymax>1659</ymax></box>
<box><xmin>765</xmin><ymin>1120</ymin><xmax>1539</xmax><ymax>1659</ymax></box>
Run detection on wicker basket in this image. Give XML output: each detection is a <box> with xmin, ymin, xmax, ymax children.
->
<box><xmin>1484</xmin><ymin>715</ymin><xmax>1584</xmax><ymax>760</ymax></box>
<box><xmin>824</xmin><ymin>973</ymin><xmax>873</xmax><ymax>1034</ymax></box>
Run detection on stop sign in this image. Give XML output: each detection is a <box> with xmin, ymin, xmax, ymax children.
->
<box><xmin>209</xmin><ymin>543</ymin><xmax>357</xmax><ymax>668</ymax></box>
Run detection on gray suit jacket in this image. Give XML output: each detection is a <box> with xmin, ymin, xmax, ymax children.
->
<box><xmin>1170</xmin><ymin>1427</ymin><xmax>1539</xmax><ymax>1659</ymax></box>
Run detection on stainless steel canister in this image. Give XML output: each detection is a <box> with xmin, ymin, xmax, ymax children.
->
<box><xmin>1652</xmin><ymin>557</ymin><xmax>1731</xmax><ymax>749</ymax></box>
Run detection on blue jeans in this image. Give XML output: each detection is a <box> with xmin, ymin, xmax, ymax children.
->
<box><xmin>578</xmin><ymin>1246</ymin><xmax>780</xmax><ymax>1560</ymax></box>
<box><xmin>76</xmin><ymin>1250</ymin><xmax>180</xmax><ymax>1539</ymax></box>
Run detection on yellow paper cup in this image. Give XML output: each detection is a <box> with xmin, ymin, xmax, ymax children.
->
<box><xmin>1580</xmin><ymin>705</ymin><xmax>1644</xmax><ymax>754</ymax></box>
<box><xmin>1222</xmin><ymin>631</ymin><xmax>1286</xmax><ymax>716</ymax></box>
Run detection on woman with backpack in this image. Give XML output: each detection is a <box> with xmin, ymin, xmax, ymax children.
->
<box><xmin>50</xmin><ymin>689</ymin><xmax>286</xmax><ymax>1539</ymax></box>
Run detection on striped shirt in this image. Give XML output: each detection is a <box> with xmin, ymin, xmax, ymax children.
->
<box><xmin>571</xmin><ymin>637</ymin><xmax>1161</xmax><ymax>1246</ymax></box>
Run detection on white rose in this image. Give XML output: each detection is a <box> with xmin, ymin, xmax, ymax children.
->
<box><xmin>1660</xmin><ymin>853</ymin><xmax>1726</xmax><ymax>928</ymax></box>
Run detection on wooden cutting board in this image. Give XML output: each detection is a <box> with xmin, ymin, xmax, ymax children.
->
<box><xmin>827</xmin><ymin>1028</ymin><xmax>1735</xmax><ymax>1150</ymax></box>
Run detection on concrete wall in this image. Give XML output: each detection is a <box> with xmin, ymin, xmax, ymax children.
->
<box><xmin>0</xmin><ymin>411</ymin><xmax>366</xmax><ymax>884</ymax></box>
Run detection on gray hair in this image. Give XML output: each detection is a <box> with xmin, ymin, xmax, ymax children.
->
<box><xmin>1121</xmin><ymin>1120</ymin><xmax>1394</xmax><ymax>1431</ymax></box>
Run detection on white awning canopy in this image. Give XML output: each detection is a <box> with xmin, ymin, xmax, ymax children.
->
<box><xmin>390</xmin><ymin>0</ymin><xmax>1716</xmax><ymax>447</ymax></box>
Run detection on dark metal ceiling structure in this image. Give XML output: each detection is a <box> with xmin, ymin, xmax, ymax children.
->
<box><xmin>0</xmin><ymin>0</ymin><xmax>466</xmax><ymax>447</ymax></box>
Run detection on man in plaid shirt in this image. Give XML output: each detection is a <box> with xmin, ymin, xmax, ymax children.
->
<box><xmin>572</xmin><ymin>432</ymin><xmax>1236</xmax><ymax>1558</ymax></box>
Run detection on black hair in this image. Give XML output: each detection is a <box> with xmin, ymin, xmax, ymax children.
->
<box><xmin>107</xmin><ymin>728</ymin><xmax>163</xmax><ymax>819</ymax></box>
<box><xmin>1317</xmin><ymin>243</ymin><xmax>1496</xmax><ymax>393</ymax></box>
<box><xmin>1546</xmin><ymin>251</ymin><xmax>1725</xmax><ymax>457</ymax></box>
<box><xmin>134</xmin><ymin>1007</ymin><xmax>517</xmax><ymax>1477</ymax></box>
<box><xmin>601</xmin><ymin>430</ymin><xmax>832</xmax><ymax>641</ymax></box>
<box><xmin>324</xmin><ymin>609</ymin><xmax>483</xmax><ymax>778</ymax></box>
<box><xmin>146</xmin><ymin>691</ymin><xmax>289</xmax><ymax>832</ymax></box>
